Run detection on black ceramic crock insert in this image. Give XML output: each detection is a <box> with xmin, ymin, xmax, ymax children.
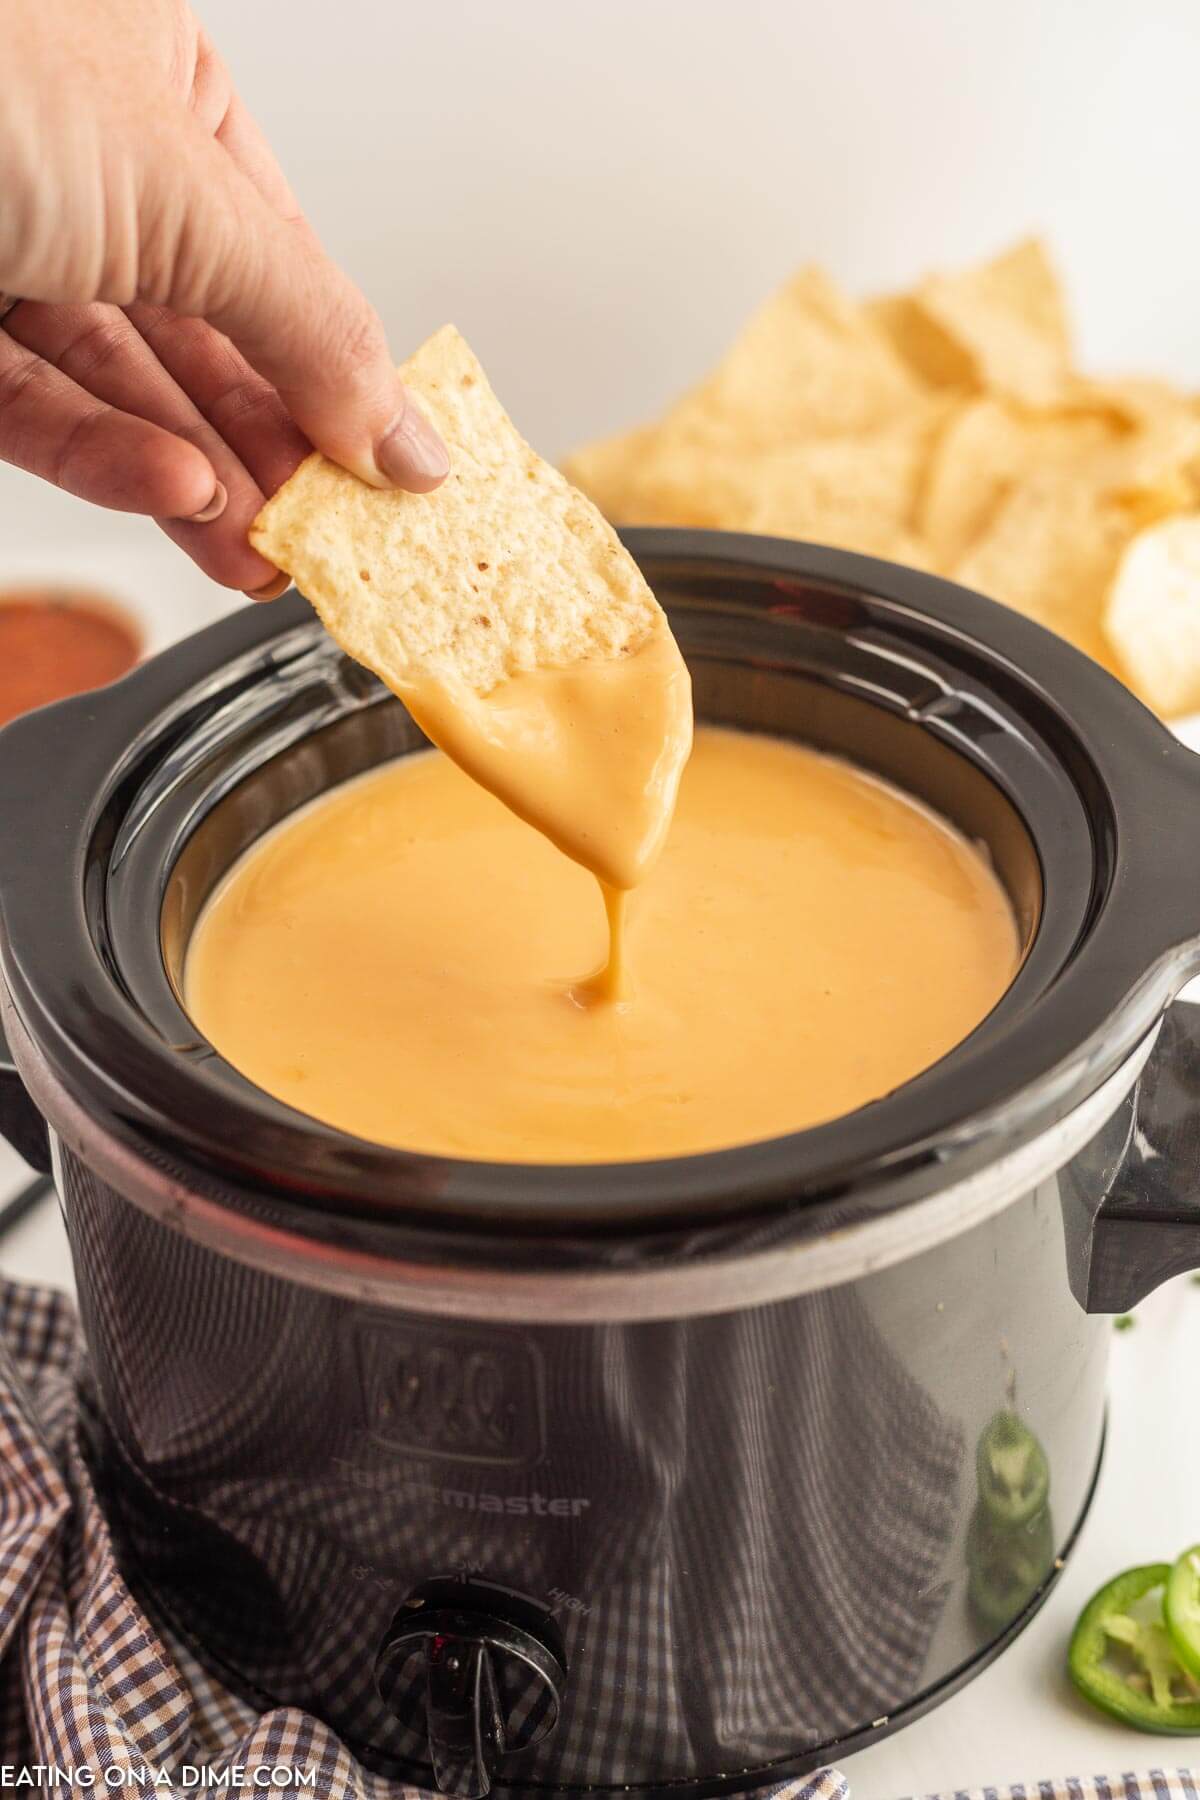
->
<box><xmin>1</xmin><ymin>530</ymin><xmax>1200</xmax><ymax>1274</ymax></box>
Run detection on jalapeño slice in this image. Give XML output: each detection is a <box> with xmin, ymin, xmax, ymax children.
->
<box><xmin>976</xmin><ymin>1409</ymin><xmax>1050</xmax><ymax>1527</ymax></box>
<box><xmin>1165</xmin><ymin>1544</ymin><xmax>1200</xmax><ymax>1681</ymax></box>
<box><xmin>1069</xmin><ymin>1563</ymin><xmax>1200</xmax><ymax>1733</ymax></box>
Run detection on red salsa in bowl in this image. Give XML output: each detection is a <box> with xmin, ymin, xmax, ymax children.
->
<box><xmin>0</xmin><ymin>589</ymin><xmax>142</xmax><ymax>726</ymax></box>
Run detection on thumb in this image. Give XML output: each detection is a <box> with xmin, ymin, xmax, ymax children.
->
<box><xmin>146</xmin><ymin>118</ymin><xmax>449</xmax><ymax>493</ymax></box>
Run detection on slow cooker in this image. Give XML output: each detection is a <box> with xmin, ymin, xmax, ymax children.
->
<box><xmin>1</xmin><ymin>530</ymin><xmax>1199</xmax><ymax>1797</ymax></box>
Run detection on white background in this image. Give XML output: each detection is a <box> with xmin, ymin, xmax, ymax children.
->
<box><xmin>2</xmin><ymin>2</ymin><xmax>1200</xmax><ymax>1791</ymax></box>
<box><xmin>4</xmin><ymin>0</ymin><xmax>1200</xmax><ymax>551</ymax></box>
<box><xmin>205</xmin><ymin>0</ymin><xmax>1200</xmax><ymax>452</ymax></box>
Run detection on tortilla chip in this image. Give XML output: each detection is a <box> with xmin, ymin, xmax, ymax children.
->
<box><xmin>877</xmin><ymin>240</ymin><xmax>1072</xmax><ymax>407</ymax></box>
<box><xmin>1077</xmin><ymin>410</ymin><xmax>1200</xmax><ymax>519</ymax></box>
<box><xmin>574</xmin><ymin>398</ymin><xmax>946</xmax><ymax>546</ymax></box>
<box><xmin>252</xmin><ymin>326</ymin><xmax>664</xmax><ymax>697</ymax></box>
<box><xmin>1105</xmin><ymin>513</ymin><xmax>1200</xmax><ymax>717</ymax></box>
<box><xmin>917</xmin><ymin>399</ymin><xmax>1025</xmax><ymax>565</ymax></box>
<box><xmin>918</xmin><ymin>400</ymin><xmax>1123</xmax><ymax>566</ymax></box>
<box><xmin>742</xmin><ymin>417</ymin><xmax>939</xmax><ymax>554</ymax></box>
<box><xmin>564</xmin><ymin>427</ymin><xmax>762</xmax><ymax>530</ymax></box>
<box><xmin>662</xmin><ymin>266</ymin><xmax>921</xmax><ymax>445</ymax></box>
<box><xmin>1055</xmin><ymin>373</ymin><xmax>1160</xmax><ymax>422</ymax></box>
<box><xmin>561</xmin><ymin>238</ymin><xmax>1200</xmax><ymax>714</ymax></box>
<box><xmin>866</xmin><ymin>293</ymin><xmax>977</xmax><ymax>392</ymax></box>
<box><xmin>952</xmin><ymin>470</ymin><xmax>1136</xmax><ymax>671</ymax></box>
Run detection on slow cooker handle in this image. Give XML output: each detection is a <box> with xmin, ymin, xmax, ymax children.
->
<box><xmin>0</xmin><ymin>1009</ymin><xmax>50</xmax><ymax>1175</ymax></box>
<box><xmin>1074</xmin><ymin>999</ymin><xmax>1200</xmax><ymax>1313</ymax></box>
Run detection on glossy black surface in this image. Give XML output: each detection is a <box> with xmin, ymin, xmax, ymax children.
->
<box><xmin>0</xmin><ymin>1011</ymin><xmax>49</xmax><ymax>1172</ymax></box>
<box><xmin>2</xmin><ymin>534</ymin><xmax>1200</xmax><ymax>1269</ymax></box>
<box><xmin>377</xmin><ymin>1587</ymin><xmax>567</xmax><ymax>1798</ymax></box>
<box><xmin>2</xmin><ymin>532</ymin><xmax>1200</xmax><ymax>1792</ymax></box>
<box><xmin>64</xmin><ymin>1135</ymin><xmax>1107</xmax><ymax>1791</ymax></box>
<box><xmin>1066</xmin><ymin>1001</ymin><xmax>1200</xmax><ymax>1311</ymax></box>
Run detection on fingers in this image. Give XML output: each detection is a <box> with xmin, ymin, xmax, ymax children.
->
<box><xmin>192</xmin><ymin>48</ymin><xmax>394</xmax><ymax>509</ymax></box>
<box><xmin>145</xmin><ymin>116</ymin><xmax>449</xmax><ymax>494</ymax></box>
<box><xmin>125</xmin><ymin>302</ymin><xmax>309</xmax><ymax>500</ymax></box>
<box><xmin>0</xmin><ymin>322</ymin><xmax>219</xmax><ymax>520</ymax></box>
<box><xmin>5</xmin><ymin>300</ymin><xmax>281</xmax><ymax>591</ymax></box>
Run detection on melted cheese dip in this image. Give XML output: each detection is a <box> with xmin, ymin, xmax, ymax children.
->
<box><xmin>184</xmin><ymin>726</ymin><xmax>1019</xmax><ymax>1163</ymax></box>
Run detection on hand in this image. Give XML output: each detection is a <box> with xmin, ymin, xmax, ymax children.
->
<box><xmin>0</xmin><ymin>0</ymin><xmax>448</xmax><ymax>596</ymax></box>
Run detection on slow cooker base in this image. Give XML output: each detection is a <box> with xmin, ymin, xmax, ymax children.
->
<box><xmin>87</xmin><ymin>1407</ymin><xmax>1103</xmax><ymax>1797</ymax></box>
<box><xmin>11</xmin><ymin>532</ymin><xmax>1158</xmax><ymax>1795</ymax></box>
<box><xmin>779</xmin><ymin>1425</ymin><xmax>1102</xmax><ymax>1794</ymax></box>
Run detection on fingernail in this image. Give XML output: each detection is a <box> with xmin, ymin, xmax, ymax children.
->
<box><xmin>375</xmin><ymin>402</ymin><xmax>450</xmax><ymax>491</ymax></box>
<box><xmin>244</xmin><ymin>572</ymin><xmax>291</xmax><ymax>601</ymax></box>
<box><xmin>188</xmin><ymin>480</ymin><xmax>227</xmax><ymax>524</ymax></box>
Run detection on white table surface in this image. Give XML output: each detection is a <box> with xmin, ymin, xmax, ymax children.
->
<box><xmin>2</xmin><ymin>506</ymin><xmax>1200</xmax><ymax>1795</ymax></box>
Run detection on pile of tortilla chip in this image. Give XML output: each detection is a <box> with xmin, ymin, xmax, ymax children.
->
<box><xmin>564</xmin><ymin>240</ymin><xmax>1200</xmax><ymax>718</ymax></box>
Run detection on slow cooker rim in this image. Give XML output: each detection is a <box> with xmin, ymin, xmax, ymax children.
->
<box><xmin>8</xmin><ymin>998</ymin><xmax>1155</xmax><ymax>1319</ymax></box>
<box><xmin>1</xmin><ymin>529</ymin><xmax>1199</xmax><ymax>1251</ymax></box>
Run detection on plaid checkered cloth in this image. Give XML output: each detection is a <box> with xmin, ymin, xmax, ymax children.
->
<box><xmin>0</xmin><ymin>1274</ymin><xmax>1193</xmax><ymax>1800</ymax></box>
<box><xmin>0</xmin><ymin>1275</ymin><xmax>840</xmax><ymax>1799</ymax></box>
<box><xmin>905</xmin><ymin>1782</ymin><xmax>1200</xmax><ymax>1800</ymax></box>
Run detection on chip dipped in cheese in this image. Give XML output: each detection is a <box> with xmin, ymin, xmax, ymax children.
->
<box><xmin>251</xmin><ymin>326</ymin><xmax>693</xmax><ymax>905</ymax></box>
